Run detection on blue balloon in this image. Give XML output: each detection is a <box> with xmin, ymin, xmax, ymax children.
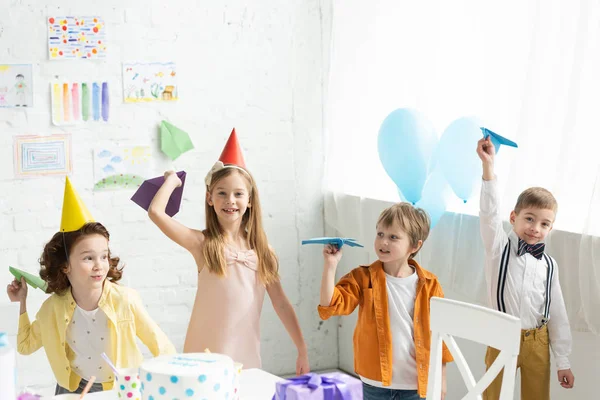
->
<box><xmin>434</xmin><ymin>117</ymin><xmax>483</xmax><ymax>202</ymax></box>
<box><xmin>415</xmin><ymin>168</ymin><xmax>451</xmax><ymax>229</ymax></box>
<box><xmin>396</xmin><ymin>188</ymin><xmax>407</xmax><ymax>202</ymax></box>
<box><xmin>378</xmin><ymin>109</ymin><xmax>437</xmax><ymax>204</ymax></box>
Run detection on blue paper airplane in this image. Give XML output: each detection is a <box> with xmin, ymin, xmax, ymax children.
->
<box><xmin>480</xmin><ymin>127</ymin><xmax>518</xmax><ymax>154</ymax></box>
<box><xmin>301</xmin><ymin>237</ymin><xmax>364</xmax><ymax>248</ymax></box>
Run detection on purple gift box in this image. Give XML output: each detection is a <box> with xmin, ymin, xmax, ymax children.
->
<box><xmin>273</xmin><ymin>372</ymin><xmax>363</xmax><ymax>400</ymax></box>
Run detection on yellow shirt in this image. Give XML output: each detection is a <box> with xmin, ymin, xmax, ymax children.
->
<box><xmin>17</xmin><ymin>281</ymin><xmax>175</xmax><ymax>392</ymax></box>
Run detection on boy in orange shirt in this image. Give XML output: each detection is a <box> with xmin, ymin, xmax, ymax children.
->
<box><xmin>318</xmin><ymin>203</ymin><xmax>453</xmax><ymax>399</ymax></box>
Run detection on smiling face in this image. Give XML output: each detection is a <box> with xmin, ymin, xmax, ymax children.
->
<box><xmin>206</xmin><ymin>170</ymin><xmax>252</xmax><ymax>225</ymax></box>
<box><xmin>65</xmin><ymin>234</ymin><xmax>110</xmax><ymax>291</ymax></box>
<box><xmin>510</xmin><ymin>207</ymin><xmax>555</xmax><ymax>244</ymax></box>
<box><xmin>374</xmin><ymin>222</ymin><xmax>421</xmax><ymax>265</ymax></box>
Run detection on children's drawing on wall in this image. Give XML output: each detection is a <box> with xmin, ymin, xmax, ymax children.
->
<box><xmin>48</xmin><ymin>16</ymin><xmax>106</xmax><ymax>59</ymax></box>
<box><xmin>0</xmin><ymin>64</ymin><xmax>33</xmax><ymax>108</ymax></box>
<box><xmin>122</xmin><ymin>62</ymin><xmax>178</xmax><ymax>103</ymax></box>
<box><xmin>51</xmin><ymin>81</ymin><xmax>109</xmax><ymax>125</ymax></box>
<box><xmin>14</xmin><ymin>134</ymin><xmax>72</xmax><ymax>178</ymax></box>
<box><xmin>93</xmin><ymin>145</ymin><xmax>152</xmax><ymax>191</ymax></box>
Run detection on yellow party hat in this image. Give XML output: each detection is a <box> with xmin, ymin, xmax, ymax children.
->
<box><xmin>60</xmin><ymin>176</ymin><xmax>95</xmax><ymax>232</ymax></box>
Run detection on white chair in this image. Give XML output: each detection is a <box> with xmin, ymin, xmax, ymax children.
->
<box><xmin>426</xmin><ymin>297</ymin><xmax>521</xmax><ymax>400</ymax></box>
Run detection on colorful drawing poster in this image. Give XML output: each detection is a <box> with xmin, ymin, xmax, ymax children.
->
<box><xmin>122</xmin><ymin>62</ymin><xmax>178</xmax><ymax>103</ymax></box>
<box><xmin>93</xmin><ymin>146</ymin><xmax>152</xmax><ymax>191</ymax></box>
<box><xmin>48</xmin><ymin>16</ymin><xmax>106</xmax><ymax>60</ymax></box>
<box><xmin>51</xmin><ymin>81</ymin><xmax>109</xmax><ymax>125</ymax></box>
<box><xmin>14</xmin><ymin>134</ymin><xmax>72</xmax><ymax>178</ymax></box>
<box><xmin>0</xmin><ymin>64</ymin><xmax>33</xmax><ymax>108</ymax></box>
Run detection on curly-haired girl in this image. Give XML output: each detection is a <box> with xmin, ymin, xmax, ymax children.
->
<box><xmin>6</xmin><ymin>178</ymin><xmax>174</xmax><ymax>395</ymax></box>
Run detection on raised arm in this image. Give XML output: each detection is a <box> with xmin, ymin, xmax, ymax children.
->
<box><xmin>317</xmin><ymin>245</ymin><xmax>362</xmax><ymax>319</ymax></box>
<box><xmin>477</xmin><ymin>137</ymin><xmax>507</xmax><ymax>255</ymax></box>
<box><xmin>148</xmin><ymin>171</ymin><xmax>204</xmax><ymax>254</ymax></box>
<box><xmin>7</xmin><ymin>277</ymin><xmax>43</xmax><ymax>355</ymax></box>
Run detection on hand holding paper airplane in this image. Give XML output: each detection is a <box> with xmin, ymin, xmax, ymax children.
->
<box><xmin>131</xmin><ymin>171</ymin><xmax>186</xmax><ymax>217</ymax></box>
<box><xmin>301</xmin><ymin>237</ymin><xmax>364</xmax><ymax>248</ymax></box>
<box><xmin>480</xmin><ymin>127</ymin><xmax>518</xmax><ymax>153</ymax></box>
<box><xmin>9</xmin><ymin>266</ymin><xmax>48</xmax><ymax>292</ymax></box>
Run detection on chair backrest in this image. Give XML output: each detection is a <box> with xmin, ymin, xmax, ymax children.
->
<box><xmin>426</xmin><ymin>297</ymin><xmax>521</xmax><ymax>400</ymax></box>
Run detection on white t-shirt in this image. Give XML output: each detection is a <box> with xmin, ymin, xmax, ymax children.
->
<box><xmin>66</xmin><ymin>306</ymin><xmax>111</xmax><ymax>383</ymax></box>
<box><xmin>361</xmin><ymin>268</ymin><xmax>419</xmax><ymax>389</ymax></box>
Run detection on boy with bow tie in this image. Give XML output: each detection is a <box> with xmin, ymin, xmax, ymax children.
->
<box><xmin>477</xmin><ymin>136</ymin><xmax>574</xmax><ymax>400</ymax></box>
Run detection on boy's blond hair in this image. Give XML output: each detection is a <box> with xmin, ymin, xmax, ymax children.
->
<box><xmin>377</xmin><ymin>202</ymin><xmax>430</xmax><ymax>258</ymax></box>
<box><xmin>514</xmin><ymin>187</ymin><xmax>558</xmax><ymax>215</ymax></box>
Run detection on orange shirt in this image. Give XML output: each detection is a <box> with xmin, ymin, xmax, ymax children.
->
<box><xmin>318</xmin><ymin>259</ymin><xmax>453</xmax><ymax>397</ymax></box>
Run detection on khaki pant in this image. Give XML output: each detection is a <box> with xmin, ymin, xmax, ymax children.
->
<box><xmin>483</xmin><ymin>325</ymin><xmax>550</xmax><ymax>400</ymax></box>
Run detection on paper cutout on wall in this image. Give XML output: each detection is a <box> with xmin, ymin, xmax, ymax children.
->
<box><xmin>14</xmin><ymin>134</ymin><xmax>72</xmax><ymax>178</ymax></box>
<box><xmin>123</xmin><ymin>62</ymin><xmax>178</xmax><ymax>103</ymax></box>
<box><xmin>48</xmin><ymin>16</ymin><xmax>107</xmax><ymax>60</ymax></box>
<box><xmin>160</xmin><ymin>121</ymin><xmax>194</xmax><ymax>160</ymax></box>
<box><xmin>0</xmin><ymin>64</ymin><xmax>33</xmax><ymax>108</ymax></box>
<box><xmin>51</xmin><ymin>81</ymin><xmax>109</xmax><ymax>125</ymax></box>
<box><xmin>93</xmin><ymin>145</ymin><xmax>152</xmax><ymax>191</ymax></box>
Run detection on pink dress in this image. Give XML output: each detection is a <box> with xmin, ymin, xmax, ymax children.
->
<box><xmin>183</xmin><ymin>245</ymin><xmax>266</xmax><ymax>368</ymax></box>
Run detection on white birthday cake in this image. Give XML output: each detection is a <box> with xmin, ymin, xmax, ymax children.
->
<box><xmin>140</xmin><ymin>353</ymin><xmax>238</xmax><ymax>399</ymax></box>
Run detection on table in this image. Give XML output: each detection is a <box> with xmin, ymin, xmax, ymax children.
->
<box><xmin>44</xmin><ymin>369</ymin><xmax>284</xmax><ymax>399</ymax></box>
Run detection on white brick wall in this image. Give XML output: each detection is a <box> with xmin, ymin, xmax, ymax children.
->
<box><xmin>0</xmin><ymin>0</ymin><xmax>334</xmax><ymax>394</ymax></box>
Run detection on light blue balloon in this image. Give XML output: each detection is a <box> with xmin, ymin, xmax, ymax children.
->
<box><xmin>396</xmin><ymin>188</ymin><xmax>407</xmax><ymax>202</ymax></box>
<box><xmin>378</xmin><ymin>109</ymin><xmax>438</xmax><ymax>204</ymax></box>
<box><xmin>435</xmin><ymin>117</ymin><xmax>483</xmax><ymax>202</ymax></box>
<box><xmin>415</xmin><ymin>168</ymin><xmax>451</xmax><ymax>229</ymax></box>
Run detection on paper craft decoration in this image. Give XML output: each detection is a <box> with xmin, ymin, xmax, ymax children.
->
<box><xmin>219</xmin><ymin>128</ymin><xmax>246</xmax><ymax>167</ymax></box>
<box><xmin>123</xmin><ymin>62</ymin><xmax>178</xmax><ymax>103</ymax></box>
<box><xmin>480</xmin><ymin>127</ymin><xmax>518</xmax><ymax>153</ymax></box>
<box><xmin>51</xmin><ymin>81</ymin><xmax>109</xmax><ymax>125</ymax></box>
<box><xmin>301</xmin><ymin>237</ymin><xmax>364</xmax><ymax>248</ymax></box>
<box><xmin>93</xmin><ymin>146</ymin><xmax>152</xmax><ymax>191</ymax></box>
<box><xmin>9</xmin><ymin>266</ymin><xmax>48</xmax><ymax>292</ymax></box>
<box><xmin>14</xmin><ymin>134</ymin><xmax>72</xmax><ymax>178</ymax></box>
<box><xmin>205</xmin><ymin>128</ymin><xmax>248</xmax><ymax>186</ymax></box>
<box><xmin>160</xmin><ymin>121</ymin><xmax>194</xmax><ymax>160</ymax></box>
<box><xmin>0</xmin><ymin>64</ymin><xmax>33</xmax><ymax>108</ymax></box>
<box><xmin>47</xmin><ymin>16</ymin><xmax>106</xmax><ymax>60</ymax></box>
<box><xmin>131</xmin><ymin>171</ymin><xmax>186</xmax><ymax>217</ymax></box>
<box><xmin>61</xmin><ymin>176</ymin><xmax>95</xmax><ymax>232</ymax></box>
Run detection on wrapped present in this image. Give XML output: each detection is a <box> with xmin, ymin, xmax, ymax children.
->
<box><xmin>273</xmin><ymin>372</ymin><xmax>363</xmax><ymax>400</ymax></box>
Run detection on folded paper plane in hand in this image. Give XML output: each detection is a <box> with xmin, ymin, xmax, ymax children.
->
<box><xmin>9</xmin><ymin>266</ymin><xmax>48</xmax><ymax>292</ymax></box>
<box><xmin>480</xmin><ymin>127</ymin><xmax>518</xmax><ymax>153</ymax></box>
<box><xmin>301</xmin><ymin>237</ymin><xmax>364</xmax><ymax>248</ymax></box>
<box><xmin>130</xmin><ymin>171</ymin><xmax>186</xmax><ymax>217</ymax></box>
<box><xmin>160</xmin><ymin>121</ymin><xmax>194</xmax><ymax>160</ymax></box>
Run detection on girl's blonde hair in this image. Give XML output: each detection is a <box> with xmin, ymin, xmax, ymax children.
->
<box><xmin>203</xmin><ymin>167</ymin><xmax>279</xmax><ymax>285</ymax></box>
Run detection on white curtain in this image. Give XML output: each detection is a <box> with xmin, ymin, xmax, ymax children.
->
<box><xmin>325</xmin><ymin>0</ymin><xmax>600</xmax><ymax>333</ymax></box>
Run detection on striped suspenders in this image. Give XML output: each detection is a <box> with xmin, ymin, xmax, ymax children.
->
<box><xmin>496</xmin><ymin>240</ymin><xmax>555</xmax><ymax>326</ymax></box>
<box><xmin>541</xmin><ymin>254</ymin><xmax>555</xmax><ymax>325</ymax></box>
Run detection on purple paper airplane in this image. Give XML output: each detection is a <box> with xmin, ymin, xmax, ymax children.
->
<box><xmin>130</xmin><ymin>171</ymin><xmax>186</xmax><ymax>217</ymax></box>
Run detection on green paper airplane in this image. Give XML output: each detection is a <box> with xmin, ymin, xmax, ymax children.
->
<box><xmin>160</xmin><ymin>120</ymin><xmax>194</xmax><ymax>160</ymax></box>
<box><xmin>9</xmin><ymin>266</ymin><xmax>48</xmax><ymax>292</ymax></box>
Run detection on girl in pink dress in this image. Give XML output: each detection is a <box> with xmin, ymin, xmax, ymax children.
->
<box><xmin>147</xmin><ymin>128</ymin><xmax>310</xmax><ymax>374</ymax></box>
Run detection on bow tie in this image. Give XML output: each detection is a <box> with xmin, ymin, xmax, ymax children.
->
<box><xmin>517</xmin><ymin>238</ymin><xmax>545</xmax><ymax>260</ymax></box>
